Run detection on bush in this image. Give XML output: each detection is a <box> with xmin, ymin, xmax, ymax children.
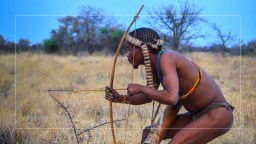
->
<box><xmin>43</xmin><ymin>39</ymin><xmax>60</xmax><ymax>54</ymax></box>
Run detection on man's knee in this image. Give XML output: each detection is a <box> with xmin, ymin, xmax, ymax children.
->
<box><xmin>141</xmin><ymin>126</ymin><xmax>151</xmax><ymax>143</ymax></box>
<box><xmin>142</xmin><ymin>126</ymin><xmax>151</xmax><ymax>136</ymax></box>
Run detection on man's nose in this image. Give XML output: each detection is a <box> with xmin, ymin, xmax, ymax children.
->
<box><xmin>126</xmin><ymin>52</ymin><xmax>129</xmax><ymax>58</ymax></box>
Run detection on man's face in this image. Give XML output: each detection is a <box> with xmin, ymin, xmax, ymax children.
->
<box><xmin>125</xmin><ymin>41</ymin><xmax>144</xmax><ymax>69</ymax></box>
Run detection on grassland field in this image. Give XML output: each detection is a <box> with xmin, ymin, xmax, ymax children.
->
<box><xmin>0</xmin><ymin>52</ymin><xmax>255</xmax><ymax>143</ymax></box>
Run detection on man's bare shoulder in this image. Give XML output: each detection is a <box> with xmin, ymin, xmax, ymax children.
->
<box><xmin>160</xmin><ymin>50</ymin><xmax>186</xmax><ymax>64</ymax></box>
<box><xmin>161</xmin><ymin>50</ymin><xmax>196</xmax><ymax>72</ymax></box>
<box><xmin>158</xmin><ymin>50</ymin><xmax>181</xmax><ymax>73</ymax></box>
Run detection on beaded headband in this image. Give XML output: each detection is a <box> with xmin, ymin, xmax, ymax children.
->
<box><xmin>125</xmin><ymin>34</ymin><xmax>164</xmax><ymax>49</ymax></box>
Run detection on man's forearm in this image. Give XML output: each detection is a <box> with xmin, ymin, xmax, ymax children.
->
<box><xmin>124</xmin><ymin>93</ymin><xmax>152</xmax><ymax>105</ymax></box>
<box><xmin>138</xmin><ymin>85</ymin><xmax>178</xmax><ymax>105</ymax></box>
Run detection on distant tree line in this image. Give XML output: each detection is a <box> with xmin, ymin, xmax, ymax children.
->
<box><xmin>0</xmin><ymin>5</ymin><xmax>127</xmax><ymax>56</ymax></box>
<box><xmin>2</xmin><ymin>32</ymin><xmax>255</xmax><ymax>56</ymax></box>
<box><xmin>0</xmin><ymin>35</ymin><xmax>44</xmax><ymax>53</ymax></box>
<box><xmin>0</xmin><ymin>2</ymin><xmax>255</xmax><ymax>56</ymax></box>
<box><xmin>179</xmin><ymin>41</ymin><xmax>256</xmax><ymax>56</ymax></box>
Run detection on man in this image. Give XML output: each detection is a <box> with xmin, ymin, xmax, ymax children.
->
<box><xmin>105</xmin><ymin>28</ymin><xmax>234</xmax><ymax>144</ymax></box>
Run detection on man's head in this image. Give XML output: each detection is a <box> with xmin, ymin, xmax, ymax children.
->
<box><xmin>128</xmin><ymin>27</ymin><xmax>162</xmax><ymax>54</ymax></box>
<box><xmin>125</xmin><ymin>27</ymin><xmax>163</xmax><ymax>69</ymax></box>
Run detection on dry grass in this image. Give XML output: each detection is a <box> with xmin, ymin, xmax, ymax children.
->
<box><xmin>0</xmin><ymin>52</ymin><xmax>255</xmax><ymax>143</ymax></box>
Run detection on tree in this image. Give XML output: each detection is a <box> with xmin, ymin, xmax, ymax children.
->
<box><xmin>51</xmin><ymin>5</ymin><xmax>106</xmax><ymax>55</ymax></box>
<box><xmin>148</xmin><ymin>0</ymin><xmax>206</xmax><ymax>50</ymax></box>
<box><xmin>56</xmin><ymin>16</ymin><xmax>78</xmax><ymax>54</ymax></box>
<box><xmin>43</xmin><ymin>39</ymin><xmax>60</xmax><ymax>53</ymax></box>
<box><xmin>5</xmin><ymin>41</ymin><xmax>15</xmax><ymax>53</ymax></box>
<box><xmin>31</xmin><ymin>43</ymin><xmax>44</xmax><ymax>52</ymax></box>
<box><xmin>244</xmin><ymin>39</ymin><xmax>256</xmax><ymax>56</ymax></box>
<box><xmin>17</xmin><ymin>38</ymin><xmax>30</xmax><ymax>52</ymax></box>
<box><xmin>0</xmin><ymin>35</ymin><xmax>5</xmax><ymax>46</ymax></box>
<box><xmin>212</xmin><ymin>24</ymin><xmax>236</xmax><ymax>56</ymax></box>
<box><xmin>49</xmin><ymin>5</ymin><xmax>126</xmax><ymax>55</ymax></box>
<box><xmin>78</xmin><ymin>5</ymin><xmax>105</xmax><ymax>54</ymax></box>
<box><xmin>99</xmin><ymin>19</ymin><xmax>125</xmax><ymax>55</ymax></box>
<box><xmin>0</xmin><ymin>35</ymin><xmax>6</xmax><ymax>53</ymax></box>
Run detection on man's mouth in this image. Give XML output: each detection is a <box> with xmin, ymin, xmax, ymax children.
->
<box><xmin>128</xmin><ymin>58</ymin><xmax>132</xmax><ymax>63</ymax></box>
<box><xmin>128</xmin><ymin>58</ymin><xmax>138</xmax><ymax>68</ymax></box>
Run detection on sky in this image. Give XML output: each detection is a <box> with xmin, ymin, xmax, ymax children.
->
<box><xmin>0</xmin><ymin>0</ymin><xmax>255</xmax><ymax>46</ymax></box>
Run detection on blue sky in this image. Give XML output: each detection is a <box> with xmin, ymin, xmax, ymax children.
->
<box><xmin>0</xmin><ymin>0</ymin><xmax>255</xmax><ymax>46</ymax></box>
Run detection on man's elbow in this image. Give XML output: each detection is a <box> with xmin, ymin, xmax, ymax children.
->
<box><xmin>167</xmin><ymin>96</ymin><xmax>178</xmax><ymax>105</ymax></box>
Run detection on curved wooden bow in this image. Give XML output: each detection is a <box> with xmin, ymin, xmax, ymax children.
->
<box><xmin>109</xmin><ymin>5</ymin><xmax>144</xmax><ymax>144</ymax></box>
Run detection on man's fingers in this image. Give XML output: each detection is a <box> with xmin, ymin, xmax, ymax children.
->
<box><xmin>127</xmin><ymin>87</ymin><xmax>131</xmax><ymax>96</ymax></box>
<box><xmin>105</xmin><ymin>95</ymin><xmax>113</xmax><ymax>100</ymax></box>
<box><xmin>105</xmin><ymin>86</ymin><xmax>110</xmax><ymax>92</ymax></box>
<box><xmin>105</xmin><ymin>92</ymin><xmax>113</xmax><ymax>99</ymax></box>
<box><xmin>106</xmin><ymin>91</ymin><xmax>113</xmax><ymax>96</ymax></box>
<box><xmin>105</xmin><ymin>86</ymin><xmax>113</xmax><ymax>90</ymax></box>
<box><xmin>106</xmin><ymin>94</ymin><xmax>113</xmax><ymax>99</ymax></box>
<box><xmin>105</xmin><ymin>86</ymin><xmax>116</xmax><ymax>101</ymax></box>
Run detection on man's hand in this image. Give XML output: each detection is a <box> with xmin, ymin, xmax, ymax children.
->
<box><xmin>105</xmin><ymin>86</ymin><xmax>122</xmax><ymax>103</ymax></box>
<box><xmin>127</xmin><ymin>83</ymin><xmax>143</xmax><ymax>96</ymax></box>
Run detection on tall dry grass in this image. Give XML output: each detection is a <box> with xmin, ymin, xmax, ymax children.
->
<box><xmin>0</xmin><ymin>52</ymin><xmax>255</xmax><ymax>143</ymax></box>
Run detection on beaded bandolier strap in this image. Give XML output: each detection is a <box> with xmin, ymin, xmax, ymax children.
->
<box><xmin>125</xmin><ymin>33</ymin><xmax>164</xmax><ymax>125</ymax></box>
<box><xmin>179</xmin><ymin>62</ymin><xmax>202</xmax><ymax>101</ymax></box>
<box><xmin>125</xmin><ymin>33</ymin><xmax>164</xmax><ymax>89</ymax></box>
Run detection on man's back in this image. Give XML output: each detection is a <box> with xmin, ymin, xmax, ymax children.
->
<box><xmin>158</xmin><ymin>50</ymin><xmax>227</xmax><ymax>114</ymax></box>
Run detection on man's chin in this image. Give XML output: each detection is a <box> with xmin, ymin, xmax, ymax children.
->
<box><xmin>129</xmin><ymin>62</ymin><xmax>138</xmax><ymax>69</ymax></box>
<box><xmin>133</xmin><ymin>65</ymin><xmax>139</xmax><ymax>69</ymax></box>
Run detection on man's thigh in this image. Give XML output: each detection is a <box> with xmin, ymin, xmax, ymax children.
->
<box><xmin>168</xmin><ymin>107</ymin><xmax>233</xmax><ymax>144</ymax></box>
<box><xmin>163</xmin><ymin>112</ymin><xmax>193</xmax><ymax>139</ymax></box>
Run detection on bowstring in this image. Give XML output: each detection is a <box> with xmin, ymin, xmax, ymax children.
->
<box><xmin>123</xmin><ymin>16</ymin><xmax>137</xmax><ymax>144</ymax></box>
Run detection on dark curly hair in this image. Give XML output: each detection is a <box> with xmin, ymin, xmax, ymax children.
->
<box><xmin>128</xmin><ymin>27</ymin><xmax>162</xmax><ymax>54</ymax></box>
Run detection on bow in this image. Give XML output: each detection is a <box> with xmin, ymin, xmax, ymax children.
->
<box><xmin>109</xmin><ymin>5</ymin><xmax>144</xmax><ymax>144</ymax></box>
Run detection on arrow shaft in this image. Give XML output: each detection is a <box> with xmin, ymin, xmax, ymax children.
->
<box><xmin>48</xmin><ymin>88</ymin><xmax>126</xmax><ymax>92</ymax></box>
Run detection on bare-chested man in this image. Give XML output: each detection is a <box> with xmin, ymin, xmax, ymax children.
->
<box><xmin>105</xmin><ymin>28</ymin><xmax>234</xmax><ymax>144</ymax></box>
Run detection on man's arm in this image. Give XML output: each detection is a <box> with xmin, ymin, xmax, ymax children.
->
<box><xmin>125</xmin><ymin>81</ymin><xmax>160</xmax><ymax>105</ymax></box>
<box><xmin>105</xmin><ymin>86</ymin><xmax>152</xmax><ymax>105</ymax></box>
<box><xmin>124</xmin><ymin>93</ymin><xmax>152</xmax><ymax>105</ymax></box>
<box><xmin>127</xmin><ymin>54</ymin><xmax>179</xmax><ymax>105</ymax></box>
